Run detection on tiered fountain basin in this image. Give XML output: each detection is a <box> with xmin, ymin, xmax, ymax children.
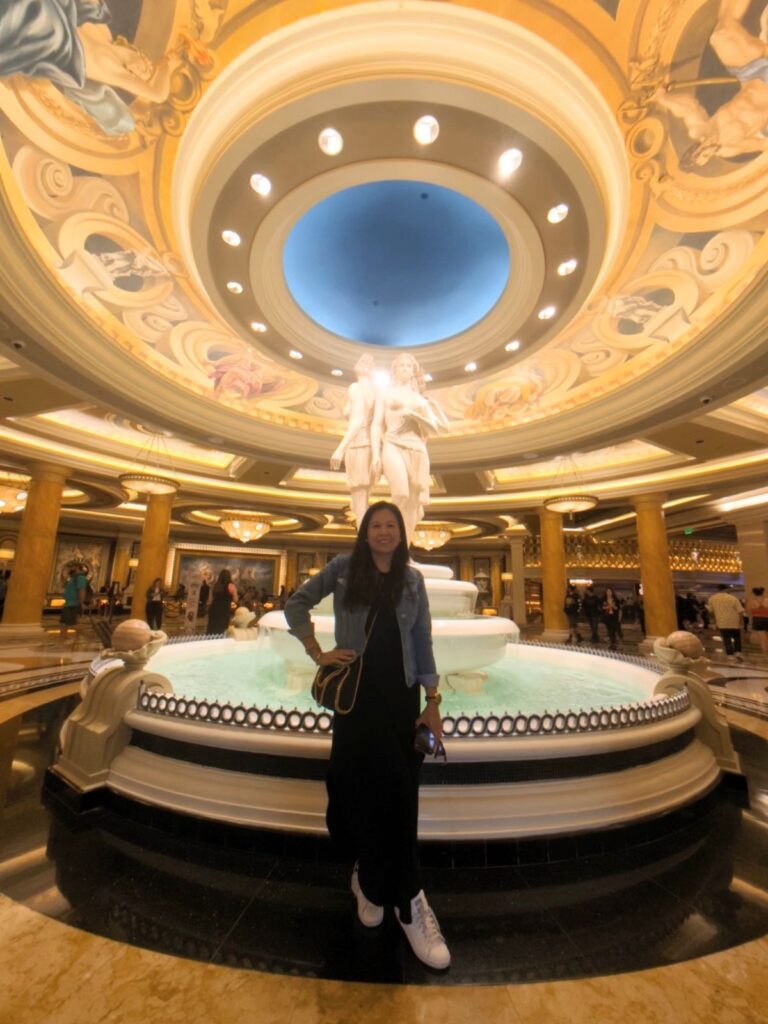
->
<box><xmin>258</xmin><ymin>561</ymin><xmax>518</xmax><ymax>684</ymax></box>
<box><xmin>53</xmin><ymin>634</ymin><xmax>722</xmax><ymax>842</ymax></box>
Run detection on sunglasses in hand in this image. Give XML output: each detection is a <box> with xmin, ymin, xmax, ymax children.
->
<box><xmin>414</xmin><ymin>723</ymin><xmax>447</xmax><ymax>761</ymax></box>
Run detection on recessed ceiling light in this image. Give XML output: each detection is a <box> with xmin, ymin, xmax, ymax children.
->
<box><xmin>318</xmin><ymin>127</ymin><xmax>343</xmax><ymax>155</ymax></box>
<box><xmin>505</xmin><ymin>339</ymin><xmax>521</xmax><ymax>352</ymax></box>
<box><xmin>557</xmin><ymin>258</ymin><xmax>578</xmax><ymax>276</ymax></box>
<box><xmin>221</xmin><ymin>229</ymin><xmax>241</xmax><ymax>246</ymax></box>
<box><xmin>331</xmin><ymin>368</ymin><xmax>343</xmax><ymax>377</ymax></box>
<box><xmin>538</xmin><ymin>305</ymin><xmax>557</xmax><ymax>320</ymax></box>
<box><xmin>414</xmin><ymin>115</ymin><xmax>439</xmax><ymax>145</ymax></box>
<box><xmin>226</xmin><ymin>281</ymin><xmax>243</xmax><ymax>294</ymax></box>
<box><xmin>464</xmin><ymin>361</ymin><xmax>477</xmax><ymax>372</ymax></box>
<box><xmin>498</xmin><ymin>148</ymin><xmax>523</xmax><ymax>177</ymax></box>
<box><xmin>250</xmin><ymin>321</ymin><xmax>267</xmax><ymax>333</ymax></box>
<box><xmin>374</xmin><ymin>371</ymin><xmax>391</xmax><ymax>387</ymax></box>
<box><xmin>547</xmin><ymin>204</ymin><xmax>569</xmax><ymax>224</ymax></box>
<box><xmin>423</xmin><ymin>373</ymin><xmax>433</xmax><ymax>382</ymax></box>
<box><xmin>289</xmin><ymin>349</ymin><xmax>303</xmax><ymax>360</ymax></box>
<box><xmin>249</xmin><ymin>173</ymin><xmax>272</xmax><ymax>196</ymax></box>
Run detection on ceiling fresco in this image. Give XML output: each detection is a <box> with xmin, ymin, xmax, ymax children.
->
<box><xmin>0</xmin><ymin>0</ymin><xmax>766</xmax><ymax>494</ymax></box>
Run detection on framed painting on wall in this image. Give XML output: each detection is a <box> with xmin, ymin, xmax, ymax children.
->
<box><xmin>472</xmin><ymin>557</ymin><xmax>491</xmax><ymax>610</ymax></box>
<box><xmin>172</xmin><ymin>551</ymin><xmax>279</xmax><ymax>598</ymax></box>
<box><xmin>297</xmin><ymin>553</ymin><xmax>316</xmax><ymax>586</ymax></box>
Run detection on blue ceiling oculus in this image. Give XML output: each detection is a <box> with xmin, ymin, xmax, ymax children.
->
<box><xmin>282</xmin><ymin>181</ymin><xmax>510</xmax><ymax>347</ymax></box>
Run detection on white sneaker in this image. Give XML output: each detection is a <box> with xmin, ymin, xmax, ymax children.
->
<box><xmin>395</xmin><ymin>890</ymin><xmax>451</xmax><ymax>969</ymax></box>
<box><xmin>351</xmin><ymin>862</ymin><xmax>383</xmax><ymax>927</ymax></box>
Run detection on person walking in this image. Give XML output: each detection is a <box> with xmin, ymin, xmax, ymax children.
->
<box><xmin>707</xmin><ymin>585</ymin><xmax>745</xmax><ymax>660</ymax></box>
<box><xmin>145</xmin><ymin>578</ymin><xmax>166</xmax><ymax>630</ymax></box>
<box><xmin>60</xmin><ymin>566</ymin><xmax>87</xmax><ymax>640</ymax></box>
<box><xmin>199</xmin><ymin>576</ymin><xmax>210</xmax><ymax>615</ymax></box>
<box><xmin>207</xmin><ymin>569</ymin><xmax>238</xmax><ymax>634</ymax></box>
<box><xmin>563</xmin><ymin>584</ymin><xmax>581</xmax><ymax>644</ymax></box>
<box><xmin>284</xmin><ymin>500</ymin><xmax>450</xmax><ymax>970</ymax></box>
<box><xmin>600</xmin><ymin>587</ymin><xmax>621</xmax><ymax>650</ymax></box>
<box><xmin>745</xmin><ymin>586</ymin><xmax>768</xmax><ymax>656</ymax></box>
<box><xmin>582</xmin><ymin>585</ymin><xmax>601</xmax><ymax>643</ymax></box>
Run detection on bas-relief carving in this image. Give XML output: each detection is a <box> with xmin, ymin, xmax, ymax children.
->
<box><xmin>0</xmin><ymin>0</ymin><xmax>766</xmax><ymax>439</ymax></box>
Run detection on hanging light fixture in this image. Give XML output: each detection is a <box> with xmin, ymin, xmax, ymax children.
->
<box><xmin>119</xmin><ymin>432</ymin><xmax>179</xmax><ymax>495</ymax></box>
<box><xmin>219</xmin><ymin>514</ymin><xmax>271</xmax><ymax>544</ymax></box>
<box><xmin>0</xmin><ymin>477</ymin><xmax>29</xmax><ymax>513</ymax></box>
<box><xmin>542</xmin><ymin>454</ymin><xmax>598</xmax><ymax>515</ymax></box>
<box><xmin>412</xmin><ymin>522</ymin><xmax>452</xmax><ymax>551</ymax></box>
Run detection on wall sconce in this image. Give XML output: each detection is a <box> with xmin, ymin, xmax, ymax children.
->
<box><xmin>128</xmin><ymin>557</ymin><xmax>139</xmax><ymax>568</ymax></box>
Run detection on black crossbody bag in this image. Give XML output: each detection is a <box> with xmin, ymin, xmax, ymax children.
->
<box><xmin>310</xmin><ymin>609</ymin><xmax>378</xmax><ymax>714</ymax></box>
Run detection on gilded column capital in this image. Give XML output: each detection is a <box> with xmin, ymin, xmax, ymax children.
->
<box><xmin>26</xmin><ymin>461</ymin><xmax>70</xmax><ymax>484</ymax></box>
<box><xmin>631</xmin><ymin>493</ymin><xmax>667</xmax><ymax>510</ymax></box>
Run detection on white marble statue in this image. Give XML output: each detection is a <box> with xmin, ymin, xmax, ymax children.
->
<box><xmin>330</xmin><ymin>353</ymin><xmax>378</xmax><ymax>526</ymax></box>
<box><xmin>371</xmin><ymin>352</ymin><xmax>448</xmax><ymax>543</ymax></box>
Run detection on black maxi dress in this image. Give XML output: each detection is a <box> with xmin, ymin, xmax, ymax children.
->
<box><xmin>207</xmin><ymin>587</ymin><xmax>232</xmax><ymax>633</ymax></box>
<box><xmin>326</xmin><ymin>590</ymin><xmax>424</xmax><ymax>921</ymax></box>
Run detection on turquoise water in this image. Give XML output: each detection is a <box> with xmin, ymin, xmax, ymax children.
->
<box><xmin>155</xmin><ymin>647</ymin><xmax>653</xmax><ymax>716</ymax></box>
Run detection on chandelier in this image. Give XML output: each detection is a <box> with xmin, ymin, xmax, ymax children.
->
<box><xmin>0</xmin><ymin>480</ymin><xmax>28</xmax><ymax>513</ymax></box>
<box><xmin>219</xmin><ymin>515</ymin><xmax>271</xmax><ymax>544</ymax></box>
<box><xmin>543</xmin><ymin>494</ymin><xmax>598</xmax><ymax>514</ymax></box>
<box><xmin>542</xmin><ymin>454</ymin><xmax>598</xmax><ymax>516</ymax></box>
<box><xmin>412</xmin><ymin>523</ymin><xmax>452</xmax><ymax>551</ymax></box>
<box><xmin>118</xmin><ymin>472</ymin><xmax>179</xmax><ymax>495</ymax></box>
<box><xmin>118</xmin><ymin>431</ymin><xmax>179</xmax><ymax>495</ymax></box>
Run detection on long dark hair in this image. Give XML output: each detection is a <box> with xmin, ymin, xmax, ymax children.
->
<box><xmin>343</xmin><ymin>501</ymin><xmax>409</xmax><ymax>610</ymax></box>
<box><xmin>213</xmin><ymin>568</ymin><xmax>232</xmax><ymax>595</ymax></box>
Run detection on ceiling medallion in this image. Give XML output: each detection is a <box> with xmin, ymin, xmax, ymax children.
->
<box><xmin>412</xmin><ymin>523</ymin><xmax>452</xmax><ymax>551</ymax></box>
<box><xmin>219</xmin><ymin>515</ymin><xmax>271</xmax><ymax>544</ymax></box>
<box><xmin>542</xmin><ymin>495</ymin><xmax>598</xmax><ymax>515</ymax></box>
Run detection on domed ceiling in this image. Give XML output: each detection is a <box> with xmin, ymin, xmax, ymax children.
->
<box><xmin>0</xmin><ymin>0</ymin><xmax>766</xmax><ymax>538</ymax></box>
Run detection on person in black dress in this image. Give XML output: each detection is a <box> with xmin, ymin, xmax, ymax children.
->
<box><xmin>145</xmin><ymin>577</ymin><xmax>166</xmax><ymax>630</ymax></box>
<box><xmin>284</xmin><ymin>501</ymin><xmax>449</xmax><ymax>970</ymax></box>
<box><xmin>207</xmin><ymin>569</ymin><xmax>237</xmax><ymax>634</ymax></box>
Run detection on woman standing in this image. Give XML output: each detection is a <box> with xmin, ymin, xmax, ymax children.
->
<box><xmin>145</xmin><ymin>578</ymin><xmax>166</xmax><ymax>631</ymax></box>
<box><xmin>284</xmin><ymin>501</ymin><xmax>450</xmax><ymax>970</ymax></box>
<box><xmin>601</xmin><ymin>587</ymin><xmax>621</xmax><ymax>650</ymax></box>
<box><xmin>207</xmin><ymin>569</ymin><xmax>237</xmax><ymax>634</ymax></box>
<box><xmin>746</xmin><ymin>586</ymin><xmax>768</xmax><ymax>655</ymax></box>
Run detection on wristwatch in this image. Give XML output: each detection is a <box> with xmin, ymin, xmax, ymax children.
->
<box><xmin>425</xmin><ymin>691</ymin><xmax>442</xmax><ymax>706</ymax></box>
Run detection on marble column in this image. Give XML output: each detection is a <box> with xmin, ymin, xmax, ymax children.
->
<box><xmin>459</xmin><ymin>554</ymin><xmax>473</xmax><ymax>584</ymax></box>
<box><xmin>0</xmin><ymin>462</ymin><xmax>68</xmax><ymax>637</ymax></box>
<box><xmin>110</xmin><ymin>535</ymin><xmax>134</xmax><ymax>590</ymax></box>
<box><xmin>490</xmin><ymin>552</ymin><xmax>503</xmax><ymax>610</ymax></box>
<box><xmin>730</xmin><ymin>514</ymin><xmax>768</xmax><ymax>597</ymax></box>
<box><xmin>538</xmin><ymin>508</ymin><xmax>569</xmax><ymax>642</ymax></box>
<box><xmin>285</xmin><ymin>550</ymin><xmax>298</xmax><ymax>592</ymax></box>
<box><xmin>633</xmin><ymin>493</ymin><xmax>677</xmax><ymax>648</ymax></box>
<box><xmin>502</xmin><ymin>535</ymin><xmax>527</xmax><ymax>625</ymax></box>
<box><xmin>131</xmin><ymin>490</ymin><xmax>176</xmax><ymax>623</ymax></box>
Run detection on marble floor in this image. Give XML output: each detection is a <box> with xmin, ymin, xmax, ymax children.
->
<box><xmin>0</xmin><ymin>657</ymin><xmax>767</xmax><ymax>1021</ymax></box>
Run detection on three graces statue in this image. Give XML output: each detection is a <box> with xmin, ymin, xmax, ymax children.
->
<box><xmin>331</xmin><ymin>353</ymin><xmax>448</xmax><ymax>544</ymax></box>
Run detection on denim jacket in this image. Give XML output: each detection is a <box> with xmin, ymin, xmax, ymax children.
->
<box><xmin>284</xmin><ymin>555</ymin><xmax>438</xmax><ymax>689</ymax></box>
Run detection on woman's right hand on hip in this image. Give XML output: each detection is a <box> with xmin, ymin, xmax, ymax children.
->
<box><xmin>316</xmin><ymin>647</ymin><xmax>357</xmax><ymax>666</ymax></box>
